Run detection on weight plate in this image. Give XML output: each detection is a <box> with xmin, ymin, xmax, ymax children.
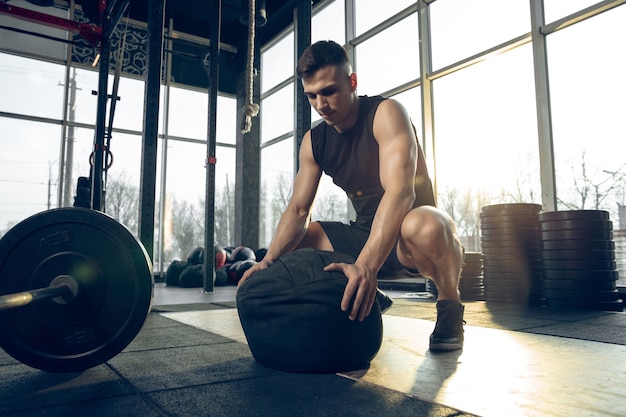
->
<box><xmin>480</xmin><ymin>219</ymin><xmax>538</xmax><ymax>230</ymax></box>
<box><xmin>540</xmin><ymin>239</ymin><xmax>614</xmax><ymax>251</ymax></box>
<box><xmin>542</xmin><ymin>279</ymin><xmax>616</xmax><ymax>291</ymax></box>
<box><xmin>481</xmin><ymin>237</ymin><xmax>540</xmax><ymax>247</ymax></box>
<box><xmin>460</xmin><ymin>283</ymin><xmax>485</xmax><ymax>291</ymax></box>
<box><xmin>538</xmin><ymin>210</ymin><xmax>609</xmax><ymax>222</ymax></box>
<box><xmin>459</xmin><ymin>275</ymin><xmax>484</xmax><ymax>283</ymax></box>
<box><xmin>541</xmin><ymin>259</ymin><xmax>616</xmax><ymax>271</ymax></box>
<box><xmin>0</xmin><ymin>208</ymin><xmax>153</xmax><ymax>372</ymax></box>
<box><xmin>541</xmin><ymin>269</ymin><xmax>619</xmax><ymax>281</ymax></box>
<box><xmin>543</xmin><ymin>289</ymin><xmax>620</xmax><ymax>302</ymax></box>
<box><xmin>482</xmin><ymin>246</ymin><xmax>540</xmax><ymax>256</ymax></box>
<box><xmin>480</xmin><ymin>212</ymin><xmax>539</xmax><ymax>221</ymax></box>
<box><xmin>483</xmin><ymin>269</ymin><xmax>542</xmax><ymax>279</ymax></box>
<box><xmin>539</xmin><ymin>219</ymin><xmax>613</xmax><ymax>232</ymax></box>
<box><xmin>480</xmin><ymin>229</ymin><xmax>539</xmax><ymax>240</ymax></box>
<box><xmin>481</xmin><ymin>203</ymin><xmax>542</xmax><ymax>214</ymax></box>
<box><xmin>460</xmin><ymin>268</ymin><xmax>484</xmax><ymax>276</ymax></box>
<box><xmin>482</xmin><ymin>256</ymin><xmax>541</xmax><ymax>266</ymax></box>
<box><xmin>540</xmin><ymin>249</ymin><xmax>615</xmax><ymax>261</ymax></box>
<box><xmin>546</xmin><ymin>299</ymin><xmax>623</xmax><ymax>312</ymax></box>
<box><xmin>541</xmin><ymin>229</ymin><xmax>613</xmax><ymax>241</ymax></box>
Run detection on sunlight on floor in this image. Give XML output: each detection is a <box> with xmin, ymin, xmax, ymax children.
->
<box><xmin>162</xmin><ymin>309</ymin><xmax>626</xmax><ymax>417</ymax></box>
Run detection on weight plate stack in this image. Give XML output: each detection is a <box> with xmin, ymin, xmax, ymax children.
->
<box><xmin>459</xmin><ymin>251</ymin><xmax>484</xmax><ymax>301</ymax></box>
<box><xmin>539</xmin><ymin>210</ymin><xmax>623</xmax><ymax>312</ymax></box>
<box><xmin>480</xmin><ymin>203</ymin><xmax>543</xmax><ymax>305</ymax></box>
<box><xmin>426</xmin><ymin>278</ymin><xmax>437</xmax><ymax>298</ymax></box>
<box><xmin>425</xmin><ymin>251</ymin><xmax>485</xmax><ymax>301</ymax></box>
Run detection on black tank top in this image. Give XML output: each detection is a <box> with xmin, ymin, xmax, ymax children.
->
<box><xmin>310</xmin><ymin>95</ymin><xmax>435</xmax><ymax>227</ymax></box>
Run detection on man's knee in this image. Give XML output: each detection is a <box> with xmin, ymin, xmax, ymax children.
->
<box><xmin>397</xmin><ymin>206</ymin><xmax>462</xmax><ymax>273</ymax></box>
<box><xmin>401</xmin><ymin>206</ymin><xmax>457</xmax><ymax>247</ymax></box>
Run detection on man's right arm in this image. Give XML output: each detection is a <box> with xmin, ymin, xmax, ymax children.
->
<box><xmin>238</xmin><ymin>130</ymin><xmax>322</xmax><ymax>284</ymax></box>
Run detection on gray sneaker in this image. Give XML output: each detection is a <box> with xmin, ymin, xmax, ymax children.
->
<box><xmin>429</xmin><ymin>300</ymin><xmax>465</xmax><ymax>351</ymax></box>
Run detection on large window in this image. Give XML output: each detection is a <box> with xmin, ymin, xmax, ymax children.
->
<box><xmin>546</xmin><ymin>6</ymin><xmax>626</xmax><ymax>285</ymax></box>
<box><xmin>0</xmin><ymin>51</ymin><xmax>238</xmax><ymax>274</ymax></box>
<box><xmin>354</xmin><ymin>0</ymin><xmax>415</xmax><ymax>36</ymax></box>
<box><xmin>430</xmin><ymin>0</ymin><xmax>530</xmax><ymax>70</ymax></box>
<box><xmin>433</xmin><ymin>44</ymin><xmax>540</xmax><ymax>250</ymax></box>
<box><xmin>0</xmin><ymin>118</ymin><xmax>61</xmax><ymax>232</ymax></box>
<box><xmin>0</xmin><ymin>53</ymin><xmax>64</xmax><ymax>119</ymax></box>
<box><xmin>355</xmin><ymin>13</ymin><xmax>419</xmax><ymax>96</ymax></box>
<box><xmin>260</xmin><ymin>138</ymin><xmax>294</xmax><ymax>247</ymax></box>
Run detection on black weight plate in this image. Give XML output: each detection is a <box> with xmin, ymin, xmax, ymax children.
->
<box><xmin>0</xmin><ymin>208</ymin><xmax>153</xmax><ymax>372</ymax></box>
<box><xmin>543</xmin><ymin>289</ymin><xmax>620</xmax><ymax>302</ymax></box>
<box><xmin>541</xmin><ymin>239</ymin><xmax>614</xmax><ymax>251</ymax></box>
<box><xmin>460</xmin><ymin>268</ymin><xmax>484</xmax><ymax>277</ymax></box>
<box><xmin>541</xmin><ymin>229</ymin><xmax>613</xmax><ymax>241</ymax></box>
<box><xmin>539</xmin><ymin>219</ymin><xmax>613</xmax><ymax>231</ymax></box>
<box><xmin>538</xmin><ymin>210</ymin><xmax>609</xmax><ymax>222</ymax></box>
<box><xmin>482</xmin><ymin>248</ymin><xmax>540</xmax><ymax>259</ymax></box>
<box><xmin>459</xmin><ymin>275</ymin><xmax>484</xmax><ymax>283</ymax></box>
<box><xmin>542</xmin><ymin>279</ymin><xmax>616</xmax><ymax>291</ymax></box>
<box><xmin>481</xmin><ymin>203</ymin><xmax>542</xmax><ymax>214</ymax></box>
<box><xmin>541</xmin><ymin>269</ymin><xmax>619</xmax><ymax>281</ymax></box>
<box><xmin>541</xmin><ymin>259</ymin><xmax>616</xmax><ymax>271</ymax></box>
<box><xmin>481</xmin><ymin>238</ymin><xmax>540</xmax><ymax>247</ymax></box>
<box><xmin>480</xmin><ymin>229</ymin><xmax>539</xmax><ymax>240</ymax></box>
<box><xmin>480</xmin><ymin>219</ymin><xmax>538</xmax><ymax>230</ymax></box>
<box><xmin>460</xmin><ymin>293</ymin><xmax>485</xmax><ymax>301</ymax></box>
<box><xmin>546</xmin><ymin>299</ymin><xmax>623</xmax><ymax>312</ymax></box>
<box><xmin>483</xmin><ymin>268</ymin><xmax>542</xmax><ymax>279</ymax></box>
<box><xmin>462</xmin><ymin>262</ymin><xmax>483</xmax><ymax>271</ymax></box>
<box><xmin>540</xmin><ymin>249</ymin><xmax>615</xmax><ymax>261</ymax></box>
<box><xmin>484</xmin><ymin>280</ymin><xmax>542</xmax><ymax>291</ymax></box>
<box><xmin>482</xmin><ymin>258</ymin><xmax>542</xmax><ymax>268</ymax></box>
<box><xmin>482</xmin><ymin>249</ymin><xmax>536</xmax><ymax>258</ymax></box>
<box><xmin>480</xmin><ymin>215</ymin><xmax>538</xmax><ymax>225</ymax></box>
<box><xmin>459</xmin><ymin>282</ymin><xmax>485</xmax><ymax>289</ymax></box>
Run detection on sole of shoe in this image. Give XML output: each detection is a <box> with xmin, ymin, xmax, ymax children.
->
<box><xmin>429</xmin><ymin>342</ymin><xmax>463</xmax><ymax>351</ymax></box>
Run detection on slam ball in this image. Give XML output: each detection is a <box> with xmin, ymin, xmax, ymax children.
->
<box><xmin>237</xmin><ymin>248</ymin><xmax>383</xmax><ymax>374</ymax></box>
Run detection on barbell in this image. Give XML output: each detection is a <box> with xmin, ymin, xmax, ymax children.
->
<box><xmin>0</xmin><ymin>207</ymin><xmax>153</xmax><ymax>373</ymax></box>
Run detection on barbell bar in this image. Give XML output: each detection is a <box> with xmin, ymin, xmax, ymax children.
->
<box><xmin>0</xmin><ymin>207</ymin><xmax>153</xmax><ymax>373</ymax></box>
<box><xmin>0</xmin><ymin>275</ymin><xmax>78</xmax><ymax>311</ymax></box>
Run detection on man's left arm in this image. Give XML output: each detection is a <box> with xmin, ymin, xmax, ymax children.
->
<box><xmin>329</xmin><ymin>99</ymin><xmax>418</xmax><ymax>321</ymax></box>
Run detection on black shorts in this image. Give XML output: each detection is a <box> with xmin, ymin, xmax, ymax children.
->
<box><xmin>318</xmin><ymin>221</ymin><xmax>418</xmax><ymax>277</ymax></box>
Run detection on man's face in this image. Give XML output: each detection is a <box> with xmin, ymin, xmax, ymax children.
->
<box><xmin>302</xmin><ymin>65</ymin><xmax>357</xmax><ymax>130</ymax></box>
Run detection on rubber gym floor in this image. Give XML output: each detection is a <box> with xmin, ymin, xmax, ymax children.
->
<box><xmin>1</xmin><ymin>279</ymin><xmax>625</xmax><ymax>417</ymax></box>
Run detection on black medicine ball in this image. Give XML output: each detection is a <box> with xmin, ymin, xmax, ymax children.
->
<box><xmin>236</xmin><ymin>248</ymin><xmax>383</xmax><ymax>374</ymax></box>
<box><xmin>165</xmin><ymin>260</ymin><xmax>189</xmax><ymax>286</ymax></box>
<box><xmin>186</xmin><ymin>246</ymin><xmax>204</xmax><ymax>265</ymax></box>
<box><xmin>179</xmin><ymin>264</ymin><xmax>204</xmax><ymax>288</ymax></box>
<box><xmin>230</xmin><ymin>245</ymin><xmax>256</xmax><ymax>263</ymax></box>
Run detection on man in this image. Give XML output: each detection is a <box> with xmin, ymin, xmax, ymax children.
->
<box><xmin>240</xmin><ymin>40</ymin><xmax>465</xmax><ymax>351</ymax></box>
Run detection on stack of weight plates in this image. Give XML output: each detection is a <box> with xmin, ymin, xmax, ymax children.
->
<box><xmin>539</xmin><ymin>210</ymin><xmax>623</xmax><ymax>312</ymax></box>
<box><xmin>481</xmin><ymin>203</ymin><xmax>543</xmax><ymax>305</ymax></box>
<box><xmin>459</xmin><ymin>251</ymin><xmax>485</xmax><ymax>300</ymax></box>
<box><xmin>425</xmin><ymin>251</ymin><xmax>484</xmax><ymax>300</ymax></box>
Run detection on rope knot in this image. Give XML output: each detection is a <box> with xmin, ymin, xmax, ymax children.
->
<box><xmin>241</xmin><ymin>103</ymin><xmax>260</xmax><ymax>133</ymax></box>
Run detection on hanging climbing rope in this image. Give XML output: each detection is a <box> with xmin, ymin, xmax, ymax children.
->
<box><xmin>240</xmin><ymin>0</ymin><xmax>260</xmax><ymax>134</ymax></box>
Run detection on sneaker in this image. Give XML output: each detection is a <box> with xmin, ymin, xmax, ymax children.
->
<box><xmin>429</xmin><ymin>300</ymin><xmax>465</xmax><ymax>351</ymax></box>
<box><xmin>376</xmin><ymin>289</ymin><xmax>393</xmax><ymax>314</ymax></box>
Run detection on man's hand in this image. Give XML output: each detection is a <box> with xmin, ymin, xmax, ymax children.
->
<box><xmin>324</xmin><ymin>262</ymin><xmax>377</xmax><ymax>322</ymax></box>
<box><xmin>237</xmin><ymin>259</ymin><xmax>272</xmax><ymax>288</ymax></box>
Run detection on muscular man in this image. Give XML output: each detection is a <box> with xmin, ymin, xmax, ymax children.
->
<box><xmin>240</xmin><ymin>40</ymin><xmax>465</xmax><ymax>351</ymax></box>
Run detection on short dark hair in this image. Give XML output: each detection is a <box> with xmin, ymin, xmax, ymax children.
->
<box><xmin>296</xmin><ymin>40</ymin><xmax>352</xmax><ymax>79</ymax></box>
